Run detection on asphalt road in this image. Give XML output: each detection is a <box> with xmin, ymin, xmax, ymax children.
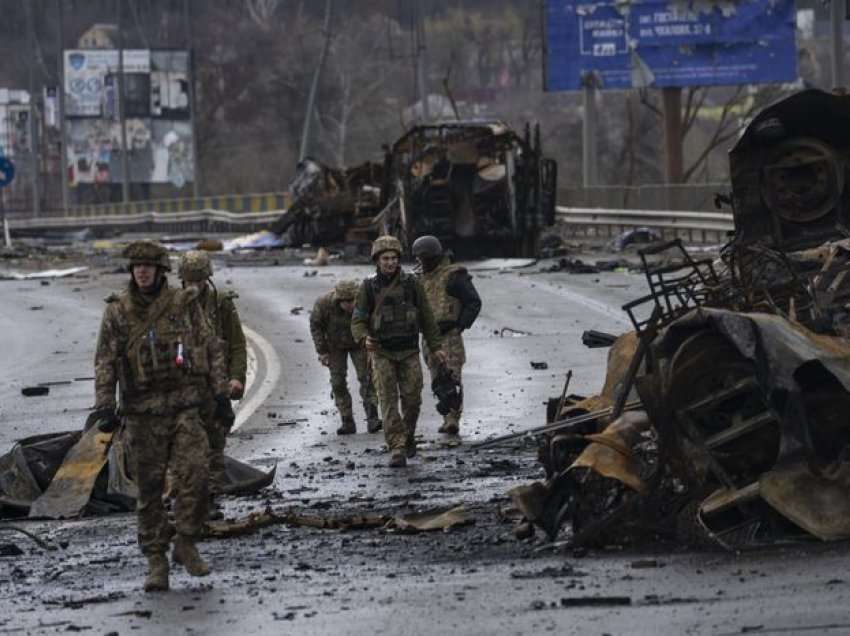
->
<box><xmin>2</xmin><ymin>252</ymin><xmax>849</xmax><ymax>635</ymax></box>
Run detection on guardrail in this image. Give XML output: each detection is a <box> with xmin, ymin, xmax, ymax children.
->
<box><xmin>556</xmin><ymin>206</ymin><xmax>733</xmax><ymax>245</ymax></box>
<box><xmin>5</xmin><ymin>204</ymin><xmax>735</xmax><ymax>245</ymax></box>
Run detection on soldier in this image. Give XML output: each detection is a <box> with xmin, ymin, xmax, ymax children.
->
<box><xmin>412</xmin><ymin>235</ymin><xmax>482</xmax><ymax>435</ymax></box>
<box><xmin>178</xmin><ymin>250</ymin><xmax>247</xmax><ymax>500</ymax></box>
<box><xmin>310</xmin><ymin>279</ymin><xmax>381</xmax><ymax>435</ymax></box>
<box><xmin>351</xmin><ymin>235</ymin><xmax>446</xmax><ymax>468</ymax></box>
<box><xmin>92</xmin><ymin>240</ymin><xmax>230</xmax><ymax>592</ymax></box>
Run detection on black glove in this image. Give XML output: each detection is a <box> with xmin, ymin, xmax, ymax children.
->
<box><xmin>438</xmin><ymin>320</ymin><xmax>458</xmax><ymax>335</ymax></box>
<box><xmin>87</xmin><ymin>407</ymin><xmax>120</xmax><ymax>432</ymax></box>
<box><xmin>214</xmin><ymin>394</ymin><xmax>236</xmax><ymax>427</ymax></box>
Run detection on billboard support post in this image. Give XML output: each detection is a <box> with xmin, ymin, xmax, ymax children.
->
<box><xmin>25</xmin><ymin>0</ymin><xmax>40</xmax><ymax>218</ymax></box>
<box><xmin>116</xmin><ymin>0</ymin><xmax>131</xmax><ymax>204</ymax></box>
<box><xmin>582</xmin><ymin>73</ymin><xmax>599</xmax><ymax>187</ymax></box>
<box><xmin>57</xmin><ymin>0</ymin><xmax>69</xmax><ymax>213</ymax></box>
<box><xmin>662</xmin><ymin>86</ymin><xmax>683</xmax><ymax>185</ymax></box>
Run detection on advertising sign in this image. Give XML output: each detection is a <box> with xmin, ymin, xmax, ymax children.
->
<box><xmin>545</xmin><ymin>0</ymin><xmax>798</xmax><ymax>90</ymax></box>
<box><xmin>64</xmin><ymin>49</ymin><xmax>150</xmax><ymax>117</ymax></box>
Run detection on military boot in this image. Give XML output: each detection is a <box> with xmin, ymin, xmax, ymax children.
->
<box><xmin>388</xmin><ymin>450</ymin><xmax>407</xmax><ymax>468</ymax></box>
<box><xmin>405</xmin><ymin>431</ymin><xmax>417</xmax><ymax>458</ymax></box>
<box><xmin>208</xmin><ymin>497</ymin><xmax>224</xmax><ymax>522</ymax></box>
<box><xmin>438</xmin><ymin>414</ymin><xmax>460</xmax><ymax>435</ymax></box>
<box><xmin>336</xmin><ymin>415</ymin><xmax>356</xmax><ymax>435</ymax></box>
<box><xmin>143</xmin><ymin>553</ymin><xmax>169</xmax><ymax>592</ymax></box>
<box><xmin>172</xmin><ymin>536</ymin><xmax>210</xmax><ymax>577</ymax></box>
<box><xmin>365</xmin><ymin>403</ymin><xmax>382</xmax><ymax>433</ymax></box>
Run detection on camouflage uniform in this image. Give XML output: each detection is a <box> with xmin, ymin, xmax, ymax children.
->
<box><xmin>179</xmin><ymin>251</ymin><xmax>248</xmax><ymax>494</ymax></box>
<box><xmin>310</xmin><ymin>281</ymin><xmax>378</xmax><ymax>433</ymax></box>
<box><xmin>94</xmin><ymin>241</ymin><xmax>228</xmax><ymax>589</ymax></box>
<box><xmin>351</xmin><ymin>237</ymin><xmax>442</xmax><ymax>464</ymax></box>
<box><xmin>419</xmin><ymin>255</ymin><xmax>481</xmax><ymax>433</ymax></box>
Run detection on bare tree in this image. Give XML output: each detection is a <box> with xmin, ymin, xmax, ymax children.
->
<box><xmin>246</xmin><ymin>0</ymin><xmax>281</xmax><ymax>31</ymax></box>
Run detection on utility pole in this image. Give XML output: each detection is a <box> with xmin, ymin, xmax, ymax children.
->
<box><xmin>414</xmin><ymin>0</ymin><xmax>430</xmax><ymax>122</ymax></box>
<box><xmin>662</xmin><ymin>86</ymin><xmax>683</xmax><ymax>184</ymax></box>
<box><xmin>116</xmin><ymin>0</ymin><xmax>131</xmax><ymax>203</ymax></box>
<box><xmin>25</xmin><ymin>0</ymin><xmax>40</xmax><ymax>217</ymax></box>
<box><xmin>299</xmin><ymin>0</ymin><xmax>333</xmax><ymax>161</ymax></box>
<box><xmin>581</xmin><ymin>73</ymin><xmax>598</xmax><ymax>187</ymax></box>
<box><xmin>183</xmin><ymin>0</ymin><xmax>201</xmax><ymax>198</ymax></box>
<box><xmin>831</xmin><ymin>0</ymin><xmax>846</xmax><ymax>89</ymax></box>
<box><xmin>57</xmin><ymin>0</ymin><xmax>69</xmax><ymax>212</ymax></box>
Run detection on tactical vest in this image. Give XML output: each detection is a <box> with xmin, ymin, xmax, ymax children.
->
<box><xmin>421</xmin><ymin>258</ymin><xmax>463</xmax><ymax>324</ymax></box>
<box><xmin>326</xmin><ymin>300</ymin><xmax>357</xmax><ymax>350</ymax></box>
<box><xmin>368</xmin><ymin>273</ymin><xmax>420</xmax><ymax>351</ymax></box>
<box><xmin>118</xmin><ymin>288</ymin><xmax>211</xmax><ymax>394</ymax></box>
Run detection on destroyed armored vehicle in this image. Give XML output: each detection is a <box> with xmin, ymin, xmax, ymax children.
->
<box><xmin>271</xmin><ymin>158</ymin><xmax>384</xmax><ymax>247</ymax></box>
<box><xmin>272</xmin><ymin>121</ymin><xmax>557</xmax><ymax>257</ymax></box>
<box><xmin>378</xmin><ymin>121</ymin><xmax>557</xmax><ymax>257</ymax></box>
<box><xmin>504</xmin><ymin>90</ymin><xmax>850</xmax><ymax>551</ymax></box>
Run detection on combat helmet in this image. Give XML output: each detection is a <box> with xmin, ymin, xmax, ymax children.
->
<box><xmin>333</xmin><ymin>279</ymin><xmax>359</xmax><ymax>302</ymax></box>
<box><xmin>371</xmin><ymin>235</ymin><xmax>403</xmax><ymax>261</ymax></box>
<box><xmin>179</xmin><ymin>250</ymin><xmax>213</xmax><ymax>282</ymax></box>
<box><xmin>122</xmin><ymin>240</ymin><xmax>171</xmax><ymax>271</ymax></box>
<box><xmin>412</xmin><ymin>235</ymin><xmax>443</xmax><ymax>259</ymax></box>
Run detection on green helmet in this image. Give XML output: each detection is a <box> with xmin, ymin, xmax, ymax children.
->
<box><xmin>334</xmin><ymin>279</ymin><xmax>359</xmax><ymax>302</ymax></box>
<box><xmin>179</xmin><ymin>250</ymin><xmax>213</xmax><ymax>282</ymax></box>
<box><xmin>122</xmin><ymin>240</ymin><xmax>171</xmax><ymax>271</ymax></box>
<box><xmin>371</xmin><ymin>235</ymin><xmax>403</xmax><ymax>260</ymax></box>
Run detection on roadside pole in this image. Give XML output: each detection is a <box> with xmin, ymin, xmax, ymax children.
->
<box><xmin>831</xmin><ymin>0</ymin><xmax>846</xmax><ymax>89</ymax></box>
<box><xmin>581</xmin><ymin>73</ymin><xmax>599</xmax><ymax>187</ymax></box>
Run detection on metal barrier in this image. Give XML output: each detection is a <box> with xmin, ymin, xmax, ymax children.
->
<box><xmin>556</xmin><ymin>206</ymin><xmax>733</xmax><ymax>245</ymax></box>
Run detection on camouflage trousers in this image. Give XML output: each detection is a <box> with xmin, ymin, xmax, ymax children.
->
<box><xmin>424</xmin><ymin>330</ymin><xmax>466</xmax><ymax>427</ymax></box>
<box><xmin>200</xmin><ymin>404</ymin><xmax>230</xmax><ymax>495</ymax></box>
<box><xmin>126</xmin><ymin>408</ymin><xmax>209</xmax><ymax>556</ymax></box>
<box><xmin>328</xmin><ymin>347</ymin><xmax>376</xmax><ymax>418</ymax></box>
<box><xmin>371</xmin><ymin>352</ymin><xmax>423</xmax><ymax>451</ymax></box>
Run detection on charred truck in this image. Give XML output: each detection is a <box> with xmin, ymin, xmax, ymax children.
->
<box><xmin>273</xmin><ymin>121</ymin><xmax>557</xmax><ymax>257</ymax></box>
<box><xmin>376</xmin><ymin>121</ymin><xmax>557</xmax><ymax>257</ymax></box>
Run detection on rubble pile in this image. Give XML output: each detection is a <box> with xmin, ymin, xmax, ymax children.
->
<box><xmin>505</xmin><ymin>89</ymin><xmax>850</xmax><ymax>551</ymax></box>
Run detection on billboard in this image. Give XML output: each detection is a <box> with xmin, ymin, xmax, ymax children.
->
<box><xmin>67</xmin><ymin>118</ymin><xmax>194</xmax><ymax>187</ymax></box>
<box><xmin>63</xmin><ymin>48</ymin><xmax>193</xmax><ymax>186</ymax></box>
<box><xmin>544</xmin><ymin>0</ymin><xmax>798</xmax><ymax>91</ymax></box>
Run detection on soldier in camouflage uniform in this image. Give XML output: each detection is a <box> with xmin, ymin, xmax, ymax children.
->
<box><xmin>178</xmin><ymin>251</ymin><xmax>247</xmax><ymax>498</ymax></box>
<box><xmin>351</xmin><ymin>235</ymin><xmax>446</xmax><ymax>468</ymax></box>
<box><xmin>412</xmin><ymin>235</ymin><xmax>482</xmax><ymax>435</ymax></box>
<box><xmin>310</xmin><ymin>280</ymin><xmax>381</xmax><ymax>435</ymax></box>
<box><xmin>93</xmin><ymin>240</ymin><xmax>230</xmax><ymax>592</ymax></box>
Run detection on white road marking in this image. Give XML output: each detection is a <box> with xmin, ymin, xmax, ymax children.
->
<box><xmin>233</xmin><ymin>326</ymin><xmax>281</xmax><ymax>431</ymax></box>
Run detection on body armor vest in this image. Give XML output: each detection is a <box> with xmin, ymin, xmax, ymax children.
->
<box><xmin>119</xmin><ymin>289</ymin><xmax>210</xmax><ymax>394</ymax></box>
<box><xmin>327</xmin><ymin>299</ymin><xmax>357</xmax><ymax>350</ymax></box>
<box><xmin>368</xmin><ymin>273</ymin><xmax>420</xmax><ymax>350</ymax></box>
<box><xmin>421</xmin><ymin>258</ymin><xmax>462</xmax><ymax>325</ymax></box>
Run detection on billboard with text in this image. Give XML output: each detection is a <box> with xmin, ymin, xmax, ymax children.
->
<box><xmin>544</xmin><ymin>0</ymin><xmax>798</xmax><ymax>90</ymax></box>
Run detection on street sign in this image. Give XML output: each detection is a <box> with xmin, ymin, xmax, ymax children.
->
<box><xmin>544</xmin><ymin>0</ymin><xmax>798</xmax><ymax>91</ymax></box>
<box><xmin>0</xmin><ymin>156</ymin><xmax>15</xmax><ymax>188</ymax></box>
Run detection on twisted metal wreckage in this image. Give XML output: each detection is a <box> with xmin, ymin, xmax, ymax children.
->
<box><xmin>492</xmin><ymin>88</ymin><xmax>850</xmax><ymax>550</ymax></box>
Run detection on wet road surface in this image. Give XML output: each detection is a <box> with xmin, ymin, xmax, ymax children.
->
<box><xmin>2</xmin><ymin>256</ymin><xmax>849</xmax><ymax>635</ymax></box>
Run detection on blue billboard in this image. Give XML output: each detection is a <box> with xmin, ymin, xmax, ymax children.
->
<box><xmin>544</xmin><ymin>0</ymin><xmax>798</xmax><ymax>90</ymax></box>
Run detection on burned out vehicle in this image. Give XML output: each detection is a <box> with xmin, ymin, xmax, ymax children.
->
<box><xmin>271</xmin><ymin>158</ymin><xmax>384</xmax><ymax>247</ymax></box>
<box><xmin>377</xmin><ymin>121</ymin><xmax>557</xmax><ymax>257</ymax></box>
<box><xmin>501</xmin><ymin>89</ymin><xmax>850</xmax><ymax>550</ymax></box>
<box><xmin>273</xmin><ymin>121</ymin><xmax>557</xmax><ymax>257</ymax></box>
